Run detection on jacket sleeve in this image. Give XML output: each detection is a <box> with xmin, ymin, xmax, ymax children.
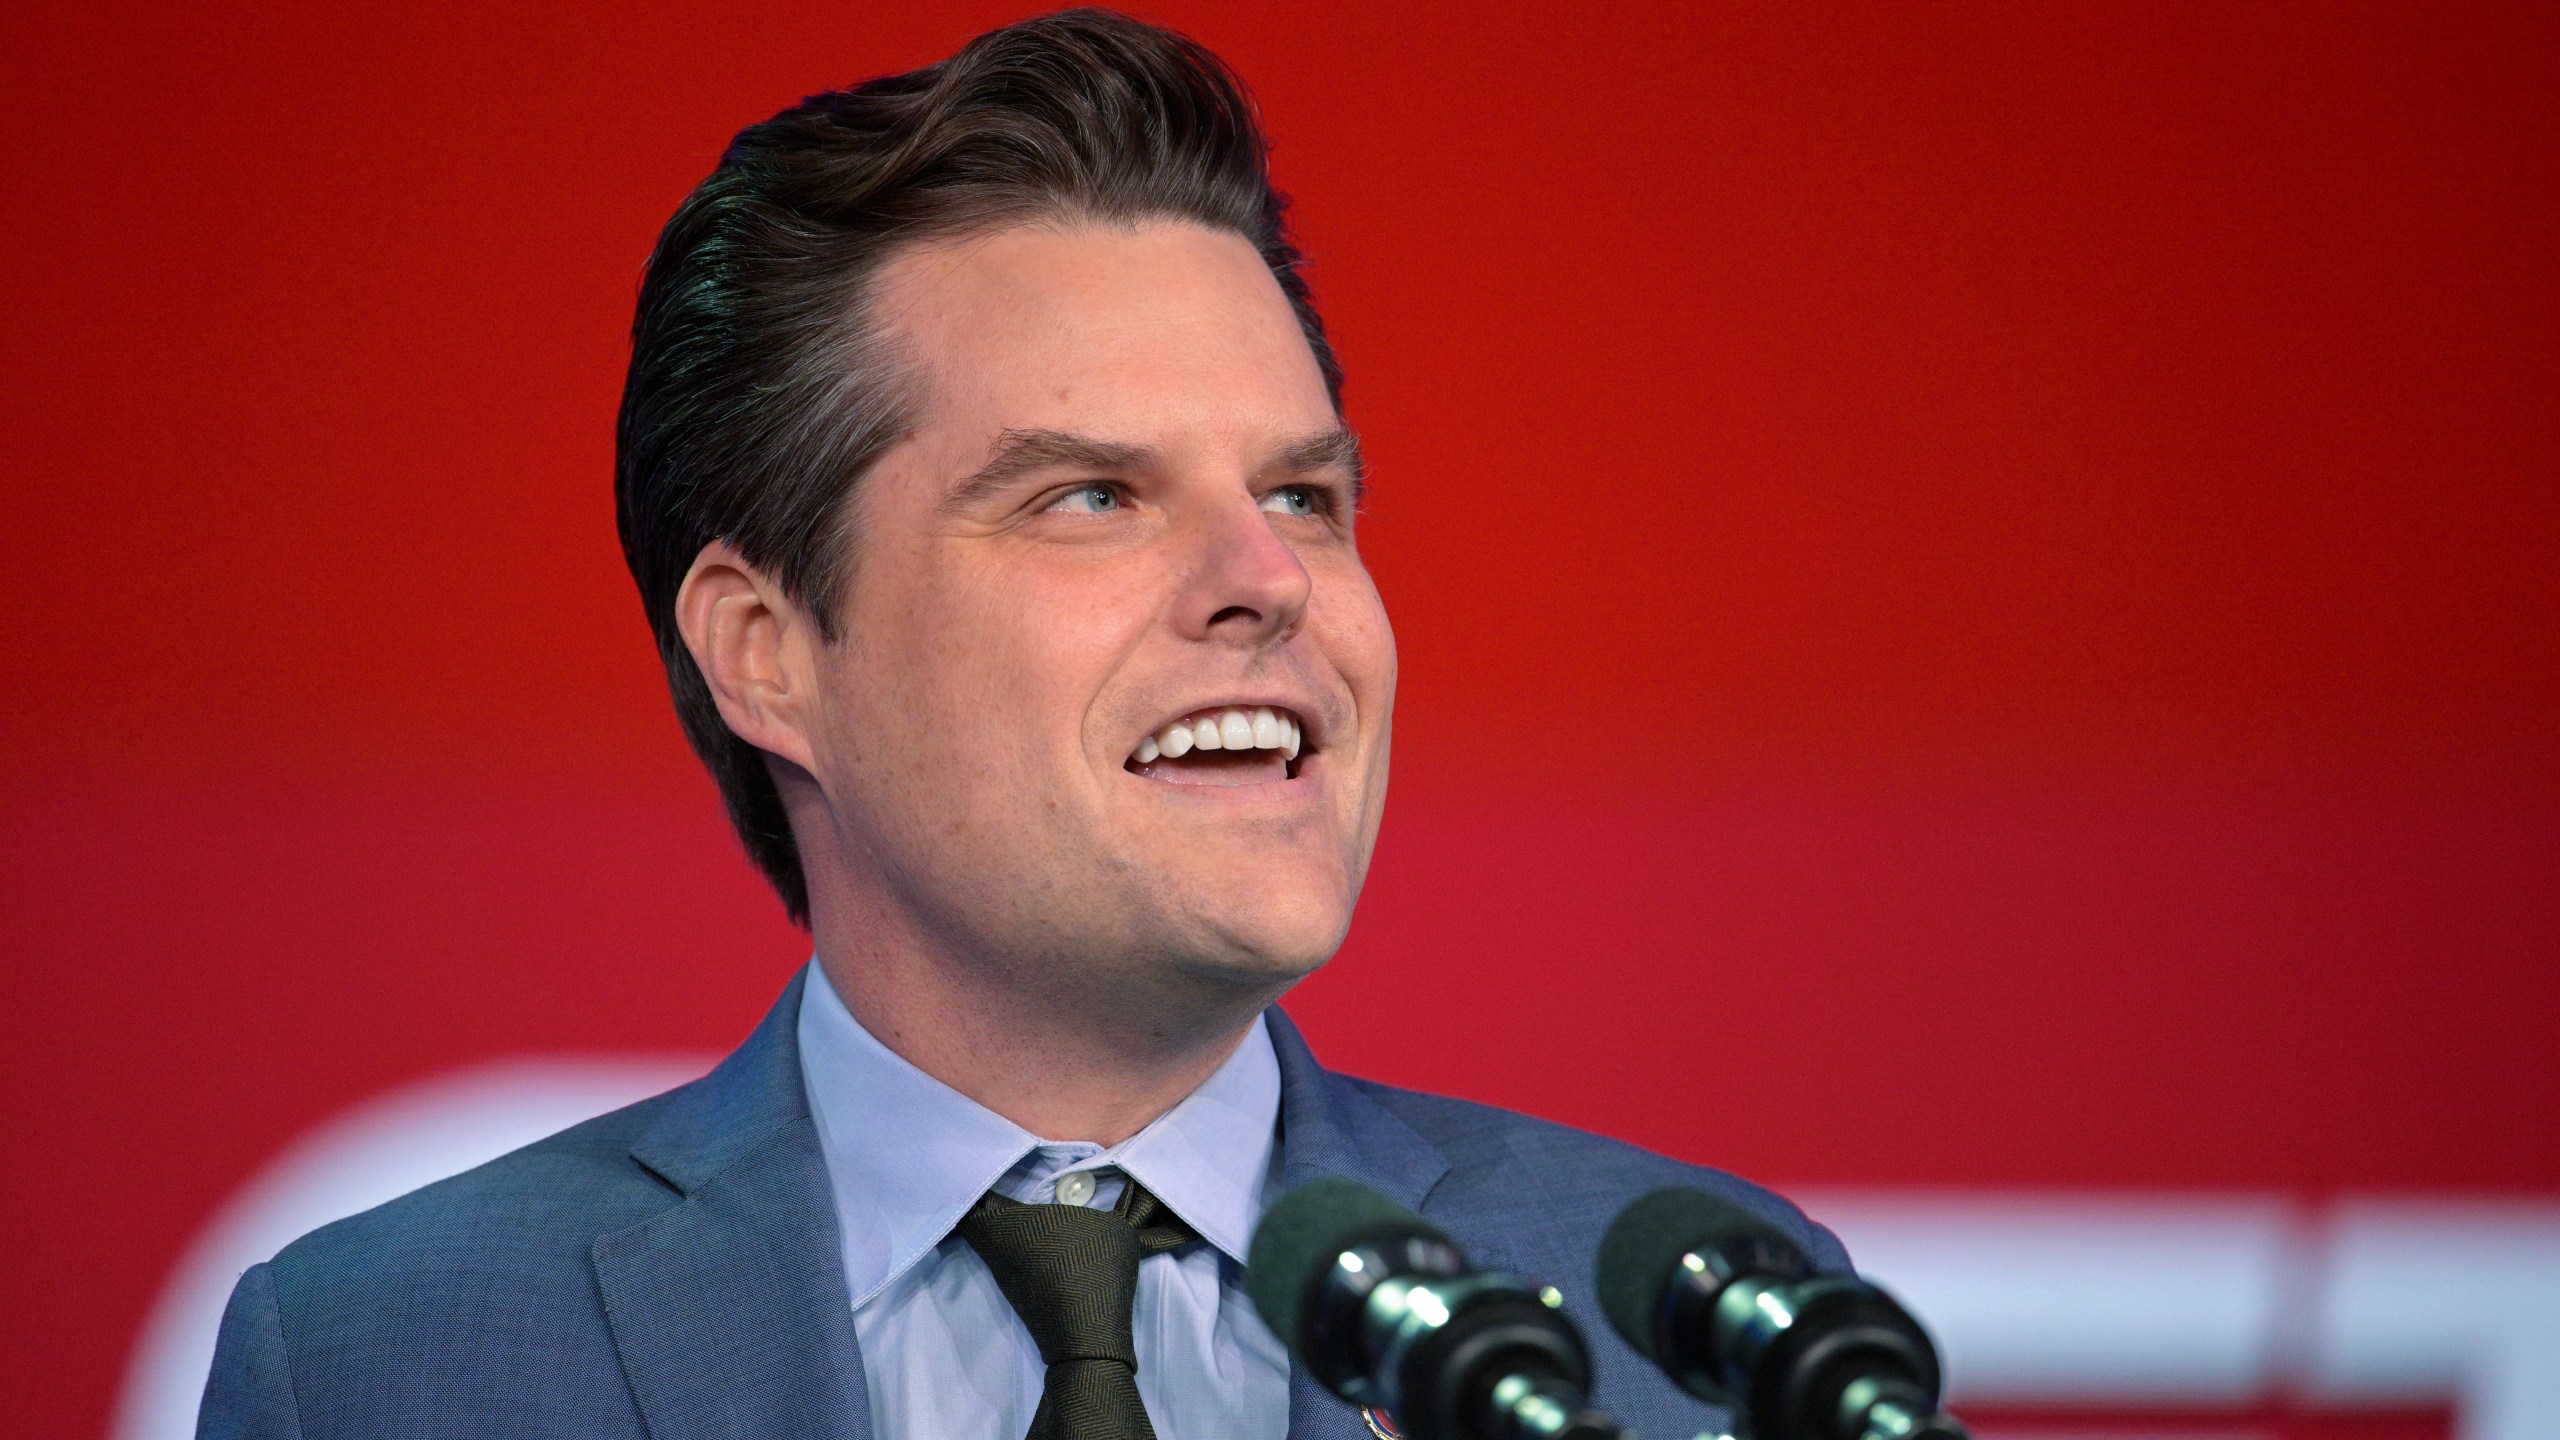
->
<box><xmin>197</xmin><ymin>1263</ymin><xmax>307</xmax><ymax>1440</ymax></box>
<box><xmin>1806</xmin><ymin>1214</ymin><xmax>1855</xmax><ymax>1274</ymax></box>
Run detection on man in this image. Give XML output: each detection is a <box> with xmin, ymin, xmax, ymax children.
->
<box><xmin>199</xmin><ymin>11</ymin><xmax>1845</xmax><ymax>1438</ymax></box>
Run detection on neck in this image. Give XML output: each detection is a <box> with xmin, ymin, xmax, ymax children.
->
<box><xmin>785</xmin><ymin>766</ymin><xmax>1298</xmax><ymax>1143</ymax></box>
<box><xmin>810</xmin><ymin>930</ymin><xmax>1278</xmax><ymax>1147</ymax></box>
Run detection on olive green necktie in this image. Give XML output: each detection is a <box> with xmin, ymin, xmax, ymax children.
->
<box><xmin>958</xmin><ymin>1176</ymin><xmax>1200</xmax><ymax>1440</ymax></box>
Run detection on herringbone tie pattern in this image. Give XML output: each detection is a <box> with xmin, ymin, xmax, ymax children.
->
<box><xmin>959</xmin><ymin>1177</ymin><xmax>1199</xmax><ymax>1440</ymax></box>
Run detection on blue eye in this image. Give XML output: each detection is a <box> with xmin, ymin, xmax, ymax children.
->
<box><xmin>1050</xmin><ymin>484</ymin><xmax>1121</xmax><ymax>514</ymax></box>
<box><xmin>1261</xmin><ymin>486</ymin><xmax>1318</xmax><ymax>518</ymax></box>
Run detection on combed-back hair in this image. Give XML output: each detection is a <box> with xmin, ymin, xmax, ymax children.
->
<box><xmin>615</xmin><ymin>9</ymin><xmax>1341</xmax><ymax>924</ymax></box>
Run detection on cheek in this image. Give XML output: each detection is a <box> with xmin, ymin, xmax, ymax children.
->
<box><xmin>903</xmin><ymin>561</ymin><xmax>1150</xmax><ymax>758</ymax></box>
<box><xmin>1363</xmin><ymin>604</ymin><xmax>1399</xmax><ymax>699</ymax></box>
<box><xmin>1320</xmin><ymin>572</ymin><xmax>1399</xmax><ymax>702</ymax></box>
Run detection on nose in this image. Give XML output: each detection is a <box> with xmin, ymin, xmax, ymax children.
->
<box><xmin>1171</xmin><ymin>490</ymin><xmax>1313</xmax><ymax>647</ymax></box>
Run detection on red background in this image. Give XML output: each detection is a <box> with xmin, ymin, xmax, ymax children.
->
<box><xmin>5</xmin><ymin>2</ymin><xmax>2554</xmax><ymax>1434</ymax></box>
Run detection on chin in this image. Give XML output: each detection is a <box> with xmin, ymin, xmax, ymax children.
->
<box><xmin>1167</xmin><ymin>886</ymin><xmax>1353</xmax><ymax>991</ymax></box>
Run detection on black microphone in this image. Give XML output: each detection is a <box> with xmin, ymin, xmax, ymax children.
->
<box><xmin>1595</xmin><ymin>1187</ymin><xmax>1969</xmax><ymax>1440</ymax></box>
<box><xmin>1245</xmin><ymin>1178</ymin><xmax>1626</xmax><ymax>1440</ymax></box>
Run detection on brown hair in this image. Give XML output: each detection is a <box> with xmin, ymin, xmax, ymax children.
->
<box><xmin>614</xmin><ymin>9</ymin><xmax>1341</xmax><ymax>923</ymax></box>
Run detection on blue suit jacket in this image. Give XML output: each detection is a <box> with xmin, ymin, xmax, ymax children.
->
<box><xmin>200</xmin><ymin>971</ymin><xmax>1848</xmax><ymax>1438</ymax></box>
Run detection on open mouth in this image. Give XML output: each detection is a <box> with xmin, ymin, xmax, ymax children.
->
<box><xmin>1125</xmin><ymin>705</ymin><xmax>1309</xmax><ymax>787</ymax></box>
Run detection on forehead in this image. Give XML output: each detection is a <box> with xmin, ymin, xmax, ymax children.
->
<box><xmin>867</xmin><ymin>220</ymin><xmax>1335</xmax><ymax>447</ymax></box>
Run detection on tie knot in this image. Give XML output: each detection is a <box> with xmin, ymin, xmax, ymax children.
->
<box><xmin>957</xmin><ymin>1177</ymin><xmax>1198</xmax><ymax>1369</ymax></box>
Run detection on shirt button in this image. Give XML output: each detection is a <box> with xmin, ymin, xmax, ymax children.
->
<box><xmin>1054</xmin><ymin>1171</ymin><xmax>1096</xmax><ymax>1207</ymax></box>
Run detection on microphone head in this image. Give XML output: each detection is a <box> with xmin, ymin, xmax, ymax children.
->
<box><xmin>1595</xmin><ymin>1186</ymin><xmax>1803</xmax><ymax>1363</ymax></box>
<box><xmin>1246</xmin><ymin>1178</ymin><xmax>1454</xmax><ymax>1355</ymax></box>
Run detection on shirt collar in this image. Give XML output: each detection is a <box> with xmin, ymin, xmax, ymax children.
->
<box><xmin>795</xmin><ymin>960</ymin><xmax>1280</xmax><ymax>1309</ymax></box>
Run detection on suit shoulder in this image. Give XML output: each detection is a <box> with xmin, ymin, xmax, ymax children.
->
<box><xmin>1343</xmin><ymin>1076</ymin><xmax>1850</xmax><ymax>1273</ymax></box>
<box><xmin>217</xmin><ymin>1089</ymin><xmax>688</xmax><ymax>1436</ymax></box>
<box><xmin>265</xmin><ymin>1083</ymin><xmax>684</xmax><ymax>1317</ymax></box>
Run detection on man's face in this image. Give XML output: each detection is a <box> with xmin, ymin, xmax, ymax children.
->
<box><xmin>797</xmin><ymin>220</ymin><xmax>1394</xmax><ymax>1003</ymax></box>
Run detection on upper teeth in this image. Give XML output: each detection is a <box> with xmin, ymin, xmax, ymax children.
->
<box><xmin>1133</xmin><ymin>706</ymin><xmax>1302</xmax><ymax>764</ymax></box>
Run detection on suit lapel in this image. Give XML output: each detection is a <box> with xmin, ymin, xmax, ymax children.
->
<box><xmin>583</xmin><ymin>984</ymin><xmax>1437</xmax><ymax>1440</ymax></box>
<box><xmin>592</xmin><ymin>970</ymin><xmax>874</xmax><ymax>1440</ymax></box>
<box><xmin>1265</xmin><ymin>1008</ymin><xmax>1452</xmax><ymax>1440</ymax></box>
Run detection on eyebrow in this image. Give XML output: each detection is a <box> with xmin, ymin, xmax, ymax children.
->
<box><xmin>1276</xmin><ymin>427</ymin><xmax>1367</xmax><ymax>501</ymax></box>
<box><xmin>939</xmin><ymin>430</ymin><xmax>1155</xmax><ymax>513</ymax></box>
<box><xmin>938</xmin><ymin>425</ymin><xmax>1366</xmax><ymax>513</ymax></box>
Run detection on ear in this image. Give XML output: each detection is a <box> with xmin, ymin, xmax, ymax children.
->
<box><xmin>673</xmin><ymin>540</ymin><xmax>823</xmax><ymax>774</ymax></box>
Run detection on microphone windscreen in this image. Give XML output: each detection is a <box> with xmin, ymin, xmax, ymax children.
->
<box><xmin>1246</xmin><ymin>1178</ymin><xmax>1452</xmax><ymax>1354</ymax></box>
<box><xmin>1594</xmin><ymin>1186</ymin><xmax>1774</xmax><ymax>1361</ymax></box>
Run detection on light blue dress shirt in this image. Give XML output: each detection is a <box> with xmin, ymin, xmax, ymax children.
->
<box><xmin>796</xmin><ymin>962</ymin><xmax>1293</xmax><ymax>1440</ymax></box>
